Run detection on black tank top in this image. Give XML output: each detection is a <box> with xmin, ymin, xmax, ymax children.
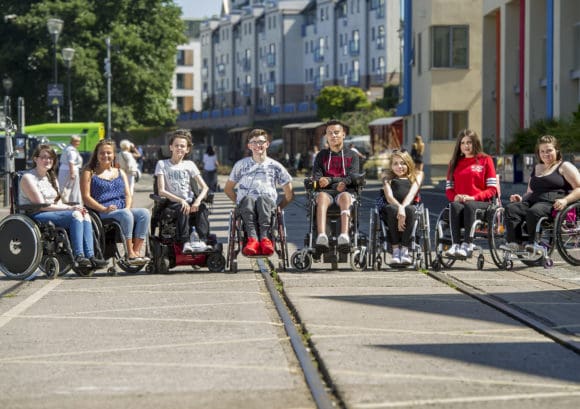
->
<box><xmin>528</xmin><ymin>162</ymin><xmax>572</xmax><ymax>203</ymax></box>
<box><xmin>390</xmin><ymin>178</ymin><xmax>412</xmax><ymax>203</ymax></box>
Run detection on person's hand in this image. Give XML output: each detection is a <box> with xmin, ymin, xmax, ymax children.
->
<box><xmin>553</xmin><ymin>198</ymin><xmax>568</xmax><ymax>211</ymax></box>
<box><xmin>463</xmin><ymin>195</ymin><xmax>474</xmax><ymax>202</ymax></box>
<box><xmin>189</xmin><ymin>202</ymin><xmax>200</xmax><ymax>213</ymax></box>
<box><xmin>179</xmin><ymin>199</ymin><xmax>190</xmax><ymax>214</ymax></box>
<box><xmin>397</xmin><ymin>209</ymin><xmax>406</xmax><ymax>231</ymax></box>
<box><xmin>336</xmin><ymin>181</ymin><xmax>346</xmax><ymax>192</ymax></box>
<box><xmin>318</xmin><ymin>177</ymin><xmax>330</xmax><ymax>188</ymax></box>
<box><xmin>454</xmin><ymin>194</ymin><xmax>464</xmax><ymax>202</ymax></box>
<box><xmin>510</xmin><ymin>194</ymin><xmax>522</xmax><ymax>203</ymax></box>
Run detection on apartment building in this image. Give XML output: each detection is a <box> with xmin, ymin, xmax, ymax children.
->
<box><xmin>172</xmin><ymin>20</ymin><xmax>202</xmax><ymax>114</ymax></box>
<box><xmin>181</xmin><ymin>0</ymin><xmax>401</xmax><ymax>129</ymax></box>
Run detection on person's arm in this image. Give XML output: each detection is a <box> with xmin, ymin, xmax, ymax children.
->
<box><xmin>445</xmin><ymin>167</ymin><xmax>457</xmax><ymax>202</ymax></box>
<box><xmin>121</xmin><ymin>169</ymin><xmax>132</xmax><ymax>209</ymax></box>
<box><xmin>224</xmin><ymin>180</ymin><xmax>237</xmax><ymax>203</ymax></box>
<box><xmin>343</xmin><ymin>151</ymin><xmax>360</xmax><ymax>186</ymax></box>
<box><xmin>471</xmin><ymin>156</ymin><xmax>498</xmax><ymax>201</ymax></box>
<box><xmin>279</xmin><ymin>182</ymin><xmax>294</xmax><ymax>209</ymax></box>
<box><xmin>21</xmin><ymin>174</ymin><xmax>75</xmax><ymax>212</ymax></box>
<box><xmin>554</xmin><ymin>161</ymin><xmax>580</xmax><ymax>210</ymax></box>
<box><xmin>383</xmin><ymin>179</ymin><xmax>398</xmax><ymax>205</ymax></box>
<box><xmin>401</xmin><ymin>172</ymin><xmax>423</xmax><ymax>207</ymax></box>
<box><xmin>192</xmin><ymin>174</ymin><xmax>209</xmax><ymax>207</ymax></box>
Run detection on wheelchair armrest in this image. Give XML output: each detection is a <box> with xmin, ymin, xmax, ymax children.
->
<box><xmin>16</xmin><ymin>203</ymin><xmax>49</xmax><ymax>213</ymax></box>
<box><xmin>149</xmin><ymin>194</ymin><xmax>169</xmax><ymax>205</ymax></box>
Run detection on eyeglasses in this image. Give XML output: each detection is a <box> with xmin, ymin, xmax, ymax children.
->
<box><xmin>249</xmin><ymin>139</ymin><xmax>268</xmax><ymax>146</ymax></box>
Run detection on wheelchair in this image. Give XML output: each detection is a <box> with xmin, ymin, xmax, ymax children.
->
<box><xmin>291</xmin><ymin>174</ymin><xmax>367</xmax><ymax>271</ymax></box>
<box><xmin>489</xmin><ymin>201</ymin><xmax>580</xmax><ymax>269</ymax></box>
<box><xmin>432</xmin><ymin>201</ymin><xmax>502</xmax><ymax>271</ymax></box>
<box><xmin>367</xmin><ymin>200</ymin><xmax>432</xmax><ymax>270</ymax></box>
<box><xmin>226</xmin><ymin>206</ymin><xmax>289</xmax><ymax>273</ymax></box>
<box><xmin>0</xmin><ymin>171</ymin><xmax>103</xmax><ymax>279</ymax></box>
<box><xmin>149</xmin><ymin>179</ymin><xmax>226</xmax><ymax>274</ymax></box>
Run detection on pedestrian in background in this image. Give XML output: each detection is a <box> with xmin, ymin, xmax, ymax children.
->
<box><xmin>58</xmin><ymin>134</ymin><xmax>83</xmax><ymax>204</ymax></box>
<box><xmin>117</xmin><ymin>140</ymin><xmax>140</xmax><ymax>195</ymax></box>
<box><xmin>410</xmin><ymin>135</ymin><xmax>425</xmax><ymax>172</ymax></box>
<box><xmin>203</xmin><ymin>145</ymin><xmax>220</xmax><ymax>192</ymax></box>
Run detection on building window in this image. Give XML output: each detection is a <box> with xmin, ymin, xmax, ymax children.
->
<box><xmin>431</xmin><ymin>26</ymin><xmax>468</xmax><ymax>68</ymax></box>
<box><xmin>575</xmin><ymin>23</ymin><xmax>580</xmax><ymax>70</ymax></box>
<box><xmin>417</xmin><ymin>33</ymin><xmax>422</xmax><ymax>75</ymax></box>
<box><xmin>431</xmin><ymin>111</ymin><xmax>468</xmax><ymax>140</ymax></box>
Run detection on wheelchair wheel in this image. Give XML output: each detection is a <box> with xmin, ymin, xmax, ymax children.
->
<box><xmin>42</xmin><ymin>257</ymin><xmax>60</xmax><ymax>279</ymax></box>
<box><xmin>419</xmin><ymin>207</ymin><xmax>432</xmax><ymax>269</ymax></box>
<box><xmin>156</xmin><ymin>256</ymin><xmax>170</xmax><ymax>274</ymax></box>
<box><xmin>520</xmin><ymin>220</ymin><xmax>555</xmax><ymax>267</ymax></box>
<box><xmin>0</xmin><ymin>215</ymin><xmax>43</xmax><ymax>279</ymax></box>
<box><xmin>555</xmin><ymin>201</ymin><xmax>580</xmax><ymax>266</ymax></box>
<box><xmin>434</xmin><ymin>230</ymin><xmax>456</xmax><ymax>269</ymax></box>
<box><xmin>291</xmin><ymin>250</ymin><xmax>312</xmax><ymax>271</ymax></box>
<box><xmin>277</xmin><ymin>210</ymin><xmax>289</xmax><ymax>270</ymax></box>
<box><xmin>207</xmin><ymin>253</ymin><xmax>226</xmax><ymax>272</ymax></box>
<box><xmin>350</xmin><ymin>248</ymin><xmax>367</xmax><ymax>271</ymax></box>
<box><xmin>368</xmin><ymin>210</ymin><xmax>379</xmax><ymax>270</ymax></box>
<box><xmin>488</xmin><ymin>207</ymin><xmax>507</xmax><ymax>269</ymax></box>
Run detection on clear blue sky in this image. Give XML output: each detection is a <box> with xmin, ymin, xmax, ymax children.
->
<box><xmin>174</xmin><ymin>0</ymin><xmax>222</xmax><ymax>19</ymax></box>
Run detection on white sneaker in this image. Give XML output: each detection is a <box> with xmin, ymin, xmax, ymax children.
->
<box><xmin>456</xmin><ymin>243</ymin><xmax>468</xmax><ymax>258</ymax></box>
<box><xmin>391</xmin><ymin>247</ymin><xmax>401</xmax><ymax>264</ymax></box>
<box><xmin>182</xmin><ymin>242</ymin><xmax>194</xmax><ymax>254</ymax></box>
<box><xmin>460</xmin><ymin>242</ymin><xmax>474</xmax><ymax>257</ymax></box>
<box><xmin>337</xmin><ymin>233</ymin><xmax>350</xmax><ymax>246</ymax></box>
<box><xmin>316</xmin><ymin>233</ymin><xmax>329</xmax><ymax>247</ymax></box>
<box><xmin>444</xmin><ymin>244</ymin><xmax>458</xmax><ymax>257</ymax></box>
<box><xmin>400</xmin><ymin>247</ymin><xmax>412</xmax><ymax>265</ymax></box>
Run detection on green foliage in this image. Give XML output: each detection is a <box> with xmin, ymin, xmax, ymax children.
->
<box><xmin>0</xmin><ymin>0</ymin><xmax>186</xmax><ymax>130</ymax></box>
<box><xmin>316</xmin><ymin>86</ymin><xmax>370</xmax><ymax>119</ymax></box>
<box><xmin>340</xmin><ymin>106</ymin><xmax>391</xmax><ymax>135</ymax></box>
<box><xmin>506</xmin><ymin>107</ymin><xmax>580</xmax><ymax>154</ymax></box>
<box><xmin>374</xmin><ymin>84</ymin><xmax>399</xmax><ymax>111</ymax></box>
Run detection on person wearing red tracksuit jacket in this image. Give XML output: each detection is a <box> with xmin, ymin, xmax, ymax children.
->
<box><xmin>444</xmin><ymin>129</ymin><xmax>498</xmax><ymax>258</ymax></box>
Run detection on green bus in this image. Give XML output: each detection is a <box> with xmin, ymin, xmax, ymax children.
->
<box><xmin>23</xmin><ymin>122</ymin><xmax>105</xmax><ymax>155</ymax></box>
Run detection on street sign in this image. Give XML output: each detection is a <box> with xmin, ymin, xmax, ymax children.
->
<box><xmin>47</xmin><ymin>84</ymin><xmax>63</xmax><ymax>107</ymax></box>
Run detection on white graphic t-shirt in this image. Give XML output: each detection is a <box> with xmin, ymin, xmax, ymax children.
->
<box><xmin>229</xmin><ymin>157</ymin><xmax>292</xmax><ymax>204</ymax></box>
<box><xmin>155</xmin><ymin>159</ymin><xmax>201</xmax><ymax>201</ymax></box>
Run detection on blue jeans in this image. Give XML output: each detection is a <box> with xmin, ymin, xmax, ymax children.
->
<box><xmin>99</xmin><ymin>208</ymin><xmax>150</xmax><ymax>240</ymax></box>
<box><xmin>33</xmin><ymin>210</ymin><xmax>95</xmax><ymax>258</ymax></box>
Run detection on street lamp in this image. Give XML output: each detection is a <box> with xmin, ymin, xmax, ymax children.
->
<box><xmin>62</xmin><ymin>47</ymin><xmax>75</xmax><ymax>122</ymax></box>
<box><xmin>47</xmin><ymin>17</ymin><xmax>63</xmax><ymax>123</ymax></box>
<box><xmin>2</xmin><ymin>75</ymin><xmax>12</xmax><ymax>118</ymax></box>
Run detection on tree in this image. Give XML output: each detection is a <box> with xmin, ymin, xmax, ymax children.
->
<box><xmin>316</xmin><ymin>86</ymin><xmax>371</xmax><ymax>120</ymax></box>
<box><xmin>0</xmin><ymin>0</ymin><xmax>186</xmax><ymax>130</ymax></box>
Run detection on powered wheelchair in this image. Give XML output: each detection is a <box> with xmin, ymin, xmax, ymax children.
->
<box><xmin>367</xmin><ymin>198</ymin><xmax>432</xmax><ymax>270</ymax></box>
<box><xmin>291</xmin><ymin>174</ymin><xmax>367</xmax><ymax>271</ymax></box>
<box><xmin>488</xmin><ymin>200</ymin><xmax>580</xmax><ymax>269</ymax></box>
<box><xmin>226</xmin><ymin>205</ymin><xmax>289</xmax><ymax>273</ymax></box>
<box><xmin>0</xmin><ymin>171</ymin><xmax>105</xmax><ymax>279</ymax></box>
<box><xmin>149</xmin><ymin>177</ymin><xmax>226</xmax><ymax>274</ymax></box>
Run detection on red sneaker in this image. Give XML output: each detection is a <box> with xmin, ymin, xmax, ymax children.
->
<box><xmin>260</xmin><ymin>237</ymin><xmax>274</xmax><ymax>256</ymax></box>
<box><xmin>242</xmin><ymin>237</ymin><xmax>260</xmax><ymax>256</ymax></box>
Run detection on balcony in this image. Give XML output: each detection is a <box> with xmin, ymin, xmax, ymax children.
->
<box><xmin>313</xmin><ymin>75</ymin><xmax>323</xmax><ymax>90</ymax></box>
<box><xmin>266</xmin><ymin>53</ymin><xmax>276</xmax><ymax>67</ymax></box>
<box><xmin>242</xmin><ymin>58</ymin><xmax>251</xmax><ymax>72</ymax></box>
<box><xmin>347</xmin><ymin>71</ymin><xmax>360</xmax><ymax>86</ymax></box>
<box><xmin>376</xmin><ymin>7</ymin><xmax>385</xmax><ymax>19</ymax></box>
<box><xmin>242</xmin><ymin>84</ymin><xmax>251</xmax><ymax>97</ymax></box>
<box><xmin>349</xmin><ymin>40</ymin><xmax>360</xmax><ymax>56</ymax></box>
<box><xmin>201</xmin><ymin>67</ymin><xmax>208</xmax><ymax>79</ymax></box>
<box><xmin>376</xmin><ymin>36</ymin><xmax>385</xmax><ymax>50</ymax></box>
<box><xmin>313</xmin><ymin>47</ymin><xmax>324</xmax><ymax>63</ymax></box>
<box><xmin>283</xmin><ymin>103</ymin><xmax>296</xmax><ymax>113</ymax></box>
<box><xmin>266</xmin><ymin>81</ymin><xmax>276</xmax><ymax>94</ymax></box>
<box><xmin>216</xmin><ymin>63</ymin><xmax>226</xmax><ymax>76</ymax></box>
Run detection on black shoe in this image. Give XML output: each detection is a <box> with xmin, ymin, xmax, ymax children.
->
<box><xmin>75</xmin><ymin>255</ymin><xmax>92</xmax><ymax>268</ymax></box>
<box><xmin>90</xmin><ymin>257</ymin><xmax>108</xmax><ymax>268</ymax></box>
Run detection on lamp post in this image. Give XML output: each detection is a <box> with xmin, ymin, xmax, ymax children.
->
<box><xmin>62</xmin><ymin>47</ymin><xmax>75</xmax><ymax>122</ymax></box>
<box><xmin>2</xmin><ymin>75</ymin><xmax>12</xmax><ymax>118</ymax></box>
<box><xmin>47</xmin><ymin>17</ymin><xmax>63</xmax><ymax>123</ymax></box>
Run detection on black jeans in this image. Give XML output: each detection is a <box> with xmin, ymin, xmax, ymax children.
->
<box><xmin>448</xmin><ymin>201</ymin><xmax>490</xmax><ymax>244</ymax></box>
<box><xmin>380</xmin><ymin>204</ymin><xmax>416</xmax><ymax>247</ymax></box>
<box><xmin>504</xmin><ymin>200</ymin><xmax>553</xmax><ymax>243</ymax></box>
<box><xmin>169</xmin><ymin>201</ymin><xmax>210</xmax><ymax>243</ymax></box>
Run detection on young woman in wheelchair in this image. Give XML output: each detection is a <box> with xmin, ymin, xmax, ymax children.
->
<box><xmin>155</xmin><ymin>129</ymin><xmax>211</xmax><ymax>254</ymax></box>
<box><xmin>444</xmin><ymin>129</ymin><xmax>498</xmax><ymax>258</ymax></box>
<box><xmin>312</xmin><ymin>119</ymin><xmax>360</xmax><ymax>250</ymax></box>
<box><xmin>502</xmin><ymin>135</ymin><xmax>580</xmax><ymax>253</ymax></box>
<box><xmin>224</xmin><ymin>128</ymin><xmax>294</xmax><ymax>257</ymax></box>
<box><xmin>80</xmin><ymin>139</ymin><xmax>151</xmax><ymax>265</ymax></box>
<box><xmin>379</xmin><ymin>150</ymin><xmax>423</xmax><ymax>265</ymax></box>
<box><xmin>19</xmin><ymin>144</ymin><xmax>107</xmax><ymax>269</ymax></box>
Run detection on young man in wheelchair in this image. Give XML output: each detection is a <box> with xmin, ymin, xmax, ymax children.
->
<box><xmin>312</xmin><ymin>119</ymin><xmax>360</xmax><ymax>251</ymax></box>
<box><xmin>502</xmin><ymin>135</ymin><xmax>580</xmax><ymax>254</ymax></box>
<box><xmin>155</xmin><ymin>129</ymin><xmax>212</xmax><ymax>254</ymax></box>
<box><xmin>224</xmin><ymin>129</ymin><xmax>294</xmax><ymax>256</ymax></box>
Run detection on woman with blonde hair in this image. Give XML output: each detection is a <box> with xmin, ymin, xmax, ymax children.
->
<box><xmin>379</xmin><ymin>150</ymin><xmax>424</xmax><ymax>264</ymax></box>
<box><xmin>410</xmin><ymin>135</ymin><xmax>425</xmax><ymax>171</ymax></box>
